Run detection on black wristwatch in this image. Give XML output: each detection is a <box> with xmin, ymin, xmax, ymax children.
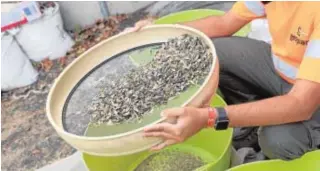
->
<box><xmin>214</xmin><ymin>107</ymin><xmax>229</xmax><ymax>130</ymax></box>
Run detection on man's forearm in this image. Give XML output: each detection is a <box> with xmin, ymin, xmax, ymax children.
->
<box><xmin>181</xmin><ymin>12</ymin><xmax>249</xmax><ymax>38</ymax></box>
<box><xmin>225</xmin><ymin>94</ymin><xmax>315</xmax><ymax>127</ymax></box>
<box><xmin>183</xmin><ymin>16</ymin><xmax>231</xmax><ymax>38</ymax></box>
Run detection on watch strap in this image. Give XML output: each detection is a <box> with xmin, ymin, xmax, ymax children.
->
<box><xmin>214</xmin><ymin>107</ymin><xmax>229</xmax><ymax>130</ymax></box>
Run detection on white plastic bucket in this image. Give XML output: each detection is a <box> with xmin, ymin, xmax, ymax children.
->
<box><xmin>1</xmin><ymin>32</ymin><xmax>38</xmax><ymax>91</ymax></box>
<box><xmin>15</xmin><ymin>2</ymin><xmax>74</xmax><ymax>62</ymax></box>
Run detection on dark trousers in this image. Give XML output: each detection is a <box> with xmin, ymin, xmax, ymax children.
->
<box><xmin>213</xmin><ymin>37</ymin><xmax>320</xmax><ymax>160</ymax></box>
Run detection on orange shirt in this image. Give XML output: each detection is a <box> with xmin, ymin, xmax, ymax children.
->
<box><xmin>231</xmin><ymin>1</ymin><xmax>320</xmax><ymax>84</ymax></box>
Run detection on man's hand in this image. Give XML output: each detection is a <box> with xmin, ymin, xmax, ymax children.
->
<box><xmin>123</xmin><ymin>19</ymin><xmax>154</xmax><ymax>33</ymax></box>
<box><xmin>144</xmin><ymin>107</ymin><xmax>210</xmax><ymax>151</ymax></box>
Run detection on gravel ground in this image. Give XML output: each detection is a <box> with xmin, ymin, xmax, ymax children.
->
<box><xmin>1</xmin><ymin>12</ymin><xmax>145</xmax><ymax>171</ymax></box>
<box><xmin>1</xmin><ymin>62</ymin><xmax>77</xmax><ymax>171</ymax></box>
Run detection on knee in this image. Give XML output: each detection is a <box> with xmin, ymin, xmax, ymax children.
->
<box><xmin>212</xmin><ymin>37</ymin><xmax>238</xmax><ymax>53</ymax></box>
<box><xmin>258</xmin><ymin>124</ymin><xmax>310</xmax><ymax>160</ymax></box>
<box><xmin>211</xmin><ymin>37</ymin><xmax>239</xmax><ymax>69</ymax></box>
<box><xmin>211</xmin><ymin>37</ymin><xmax>256</xmax><ymax>69</ymax></box>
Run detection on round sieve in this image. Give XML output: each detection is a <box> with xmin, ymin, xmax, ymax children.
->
<box><xmin>46</xmin><ymin>25</ymin><xmax>219</xmax><ymax>156</ymax></box>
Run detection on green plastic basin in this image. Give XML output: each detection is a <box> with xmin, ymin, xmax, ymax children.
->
<box><xmin>154</xmin><ymin>9</ymin><xmax>251</xmax><ymax>37</ymax></box>
<box><xmin>83</xmin><ymin>95</ymin><xmax>233</xmax><ymax>171</ymax></box>
<box><xmin>228</xmin><ymin>150</ymin><xmax>320</xmax><ymax>171</ymax></box>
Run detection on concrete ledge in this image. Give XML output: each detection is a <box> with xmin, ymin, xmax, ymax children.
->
<box><xmin>36</xmin><ymin>152</ymin><xmax>88</xmax><ymax>171</ymax></box>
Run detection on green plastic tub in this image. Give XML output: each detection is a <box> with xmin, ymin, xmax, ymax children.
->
<box><xmin>228</xmin><ymin>150</ymin><xmax>320</xmax><ymax>171</ymax></box>
<box><xmin>83</xmin><ymin>95</ymin><xmax>233</xmax><ymax>171</ymax></box>
<box><xmin>154</xmin><ymin>9</ymin><xmax>251</xmax><ymax>37</ymax></box>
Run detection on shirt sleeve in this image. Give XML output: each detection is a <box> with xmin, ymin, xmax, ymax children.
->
<box><xmin>297</xmin><ymin>13</ymin><xmax>320</xmax><ymax>83</ymax></box>
<box><xmin>231</xmin><ymin>1</ymin><xmax>266</xmax><ymax>21</ymax></box>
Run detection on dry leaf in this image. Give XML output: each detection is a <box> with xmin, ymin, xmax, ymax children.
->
<box><xmin>67</xmin><ymin>52</ymin><xmax>76</xmax><ymax>59</ymax></box>
<box><xmin>32</xmin><ymin>149</ymin><xmax>41</xmax><ymax>155</ymax></box>
<box><xmin>41</xmin><ymin>58</ymin><xmax>53</xmax><ymax>72</ymax></box>
<box><xmin>98</xmin><ymin>23</ymin><xmax>105</xmax><ymax>29</ymax></box>
<box><xmin>108</xmin><ymin>16</ymin><xmax>119</xmax><ymax>24</ymax></box>
<box><xmin>115</xmin><ymin>14</ymin><xmax>128</xmax><ymax>22</ymax></box>
<box><xmin>102</xmin><ymin>31</ymin><xmax>110</xmax><ymax>38</ymax></box>
<box><xmin>58</xmin><ymin>56</ymin><xmax>67</xmax><ymax>67</ymax></box>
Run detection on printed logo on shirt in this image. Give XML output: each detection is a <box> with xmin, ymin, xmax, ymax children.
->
<box><xmin>297</xmin><ymin>27</ymin><xmax>308</xmax><ymax>37</ymax></box>
<box><xmin>290</xmin><ymin>27</ymin><xmax>309</xmax><ymax>46</ymax></box>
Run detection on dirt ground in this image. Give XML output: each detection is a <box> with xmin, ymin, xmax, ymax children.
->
<box><xmin>1</xmin><ymin>62</ymin><xmax>76</xmax><ymax>171</ymax></box>
<box><xmin>1</xmin><ymin>12</ymin><xmax>145</xmax><ymax>171</ymax></box>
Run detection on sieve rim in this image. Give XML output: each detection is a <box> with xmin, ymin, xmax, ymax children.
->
<box><xmin>46</xmin><ymin>24</ymin><xmax>217</xmax><ymax>142</ymax></box>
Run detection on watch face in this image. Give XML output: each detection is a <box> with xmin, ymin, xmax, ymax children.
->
<box><xmin>216</xmin><ymin>120</ymin><xmax>229</xmax><ymax>130</ymax></box>
<box><xmin>215</xmin><ymin>107</ymin><xmax>229</xmax><ymax>130</ymax></box>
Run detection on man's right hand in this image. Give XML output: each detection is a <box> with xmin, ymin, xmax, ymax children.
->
<box><xmin>123</xmin><ymin>19</ymin><xmax>154</xmax><ymax>33</ymax></box>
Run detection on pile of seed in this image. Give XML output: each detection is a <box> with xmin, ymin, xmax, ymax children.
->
<box><xmin>134</xmin><ymin>149</ymin><xmax>206</xmax><ymax>171</ymax></box>
<box><xmin>88</xmin><ymin>34</ymin><xmax>212</xmax><ymax>125</ymax></box>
